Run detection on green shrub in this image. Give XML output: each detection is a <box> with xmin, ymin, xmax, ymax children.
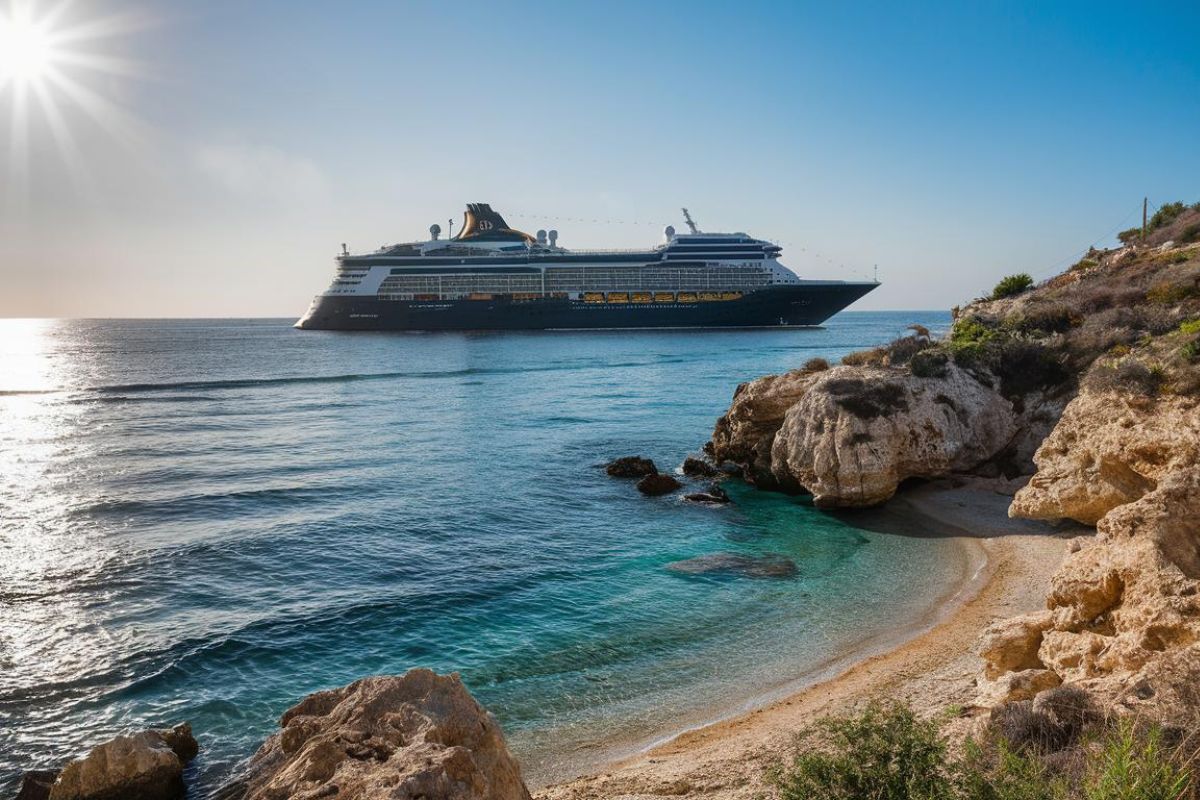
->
<box><xmin>1005</xmin><ymin>305</ymin><xmax>1078</xmax><ymax>336</ymax></box>
<box><xmin>1182</xmin><ymin>339</ymin><xmax>1200</xmax><ymax>363</ymax></box>
<box><xmin>767</xmin><ymin>702</ymin><xmax>955</xmax><ymax>800</ymax></box>
<box><xmin>887</xmin><ymin>334</ymin><xmax>935</xmax><ymax>365</ymax></box>
<box><xmin>1117</xmin><ymin>228</ymin><xmax>1142</xmax><ymax>245</ymax></box>
<box><xmin>1148</xmin><ymin>201</ymin><xmax>1187</xmax><ymax>232</ymax></box>
<box><xmin>952</xmin><ymin>317</ymin><xmax>1001</xmax><ymax>346</ymax></box>
<box><xmin>1084</xmin><ymin>720</ymin><xmax>1191</xmax><ymax>800</ymax></box>
<box><xmin>911</xmin><ymin>348</ymin><xmax>950</xmax><ymax>379</ymax></box>
<box><xmin>1180</xmin><ymin>223</ymin><xmax>1200</xmax><ymax>245</ymax></box>
<box><xmin>1146</xmin><ymin>281</ymin><xmax>1200</xmax><ymax>304</ymax></box>
<box><xmin>992</xmin><ymin>274</ymin><xmax>1035</xmax><ymax>300</ymax></box>
<box><xmin>1178</xmin><ymin>319</ymin><xmax>1200</xmax><ymax>336</ymax></box>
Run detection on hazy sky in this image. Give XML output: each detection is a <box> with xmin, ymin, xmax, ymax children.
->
<box><xmin>2</xmin><ymin>0</ymin><xmax>1198</xmax><ymax>317</ymax></box>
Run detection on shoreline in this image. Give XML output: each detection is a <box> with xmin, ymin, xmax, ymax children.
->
<box><xmin>535</xmin><ymin>479</ymin><xmax>1075</xmax><ymax>799</ymax></box>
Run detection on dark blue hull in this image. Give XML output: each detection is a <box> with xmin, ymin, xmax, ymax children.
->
<box><xmin>296</xmin><ymin>283</ymin><xmax>878</xmax><ymax>331</ymax></box>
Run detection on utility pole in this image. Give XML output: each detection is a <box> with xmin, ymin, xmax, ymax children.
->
<box><xmin>1142</xmin><ymin>197</ymin><xmax>1148</xmax><ymax>241</ymax></box>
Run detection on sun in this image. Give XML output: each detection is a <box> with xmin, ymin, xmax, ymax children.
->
<box><xmin>0</xmin><ymin>10</ymin><xmax>56</xmax><ymax>85</ymax></box>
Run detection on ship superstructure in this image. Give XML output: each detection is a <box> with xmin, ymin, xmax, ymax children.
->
<box><xmin>296</xmin><ymin>204</ymin><xmax>877</xmax><ymax>330</ymax></box>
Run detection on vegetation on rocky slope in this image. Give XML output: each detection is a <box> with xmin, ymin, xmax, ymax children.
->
<box><xmin>768</xmin><ymin>700</ymin><xmax>1198</xmax><ymax>800</ymax></box>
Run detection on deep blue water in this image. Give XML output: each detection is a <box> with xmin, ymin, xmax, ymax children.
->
<box><xmin>0</xmin><ymin>312</ymin><xmax>958</xmax><ymax>795</ymax></box>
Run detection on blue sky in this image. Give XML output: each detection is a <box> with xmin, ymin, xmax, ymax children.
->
<box><xmin>2</xmin><ymin>0</ymin><xmax>1198</xmax><ymax>316</ymax></box>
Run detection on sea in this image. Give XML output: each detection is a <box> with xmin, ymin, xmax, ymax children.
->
<box><xmin>0</xmin><ymin>311</ymin><xmax>963</xmax><ymax>796</ymax></box>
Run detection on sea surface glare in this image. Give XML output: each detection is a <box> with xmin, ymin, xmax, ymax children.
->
<box><xmin>0</xmin><ymin>313</ymin><xmax>960</xmax><ymax>796</ymax></box>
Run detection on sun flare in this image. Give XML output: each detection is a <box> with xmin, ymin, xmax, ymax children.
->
<box><xmin>0</xmin><ymin>13</ymin><xmax>55</xmax><ymax>83</ymax></box>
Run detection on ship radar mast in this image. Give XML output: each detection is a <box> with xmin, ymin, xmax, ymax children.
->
<box><xmin>681</xmin><ymin>207</ymin><xmax>700</xmax><ymax>234</ymax></box>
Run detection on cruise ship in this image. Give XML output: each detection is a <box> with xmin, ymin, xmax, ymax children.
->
<box><xmin>295</xmin><ymin>204</ymin><xmax>878</xmax><ymax>331</ymax></box>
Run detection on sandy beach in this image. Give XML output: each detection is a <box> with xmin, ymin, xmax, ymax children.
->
<box><xmin>536</xmin><ymin>479</ymin><xmax>1079</xmax><ymax>799</ymax></box>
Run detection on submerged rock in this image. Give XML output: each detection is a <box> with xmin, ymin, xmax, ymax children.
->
<box><xmin>681</xmin><ymin>457</ymin><xmax>719</xmax><ymax>478</ymax></box>
<box><xmin>666</xmin><ymin>552</ymin><xmax>797</xmax><ymax>579</ymax></box>
<box><xmin>683</xmin><ymin>485</ymin><xmax>731</xmax><ymax>504</ymax></box>
<box><xmin>49</xmin><ymin>723</ymin><xmax>198</xmax><ymax>800</ymax></box>
<box><xmin>225</xmin><ymin>669</ymin><xmax>530</xmax><ymax>800</ymax></box>
<box><xmin>636</xmin><ymin>473</ymin><xmax>682</xmax><ymax>496</ymax></box>
<box><xmin>605</xmin><ymin>456</ymin><xmax>657</xmax><ymax>478</ymax></box>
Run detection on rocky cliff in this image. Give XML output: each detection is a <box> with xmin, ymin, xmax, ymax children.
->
<box><xmin>712</xmin><ymin>202</ymin><xmax>1200</xmax><ymax>726</ymax></box>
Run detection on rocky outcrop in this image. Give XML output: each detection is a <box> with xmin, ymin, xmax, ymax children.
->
<box><xmin>1011</xmin><ymin>392</ymin><xmax>1200</xmax><ymax>525</ymax></box>
<box><xmin>636</xmin><ymin>473</ymin><xmax>682</xmax><ymax>496</ymax></box>
<box><xmin>978</xmin><ymin>387</ymin><xmax>1200</xmax><ymax>726</ymax></box>
<box><xmin>712</xmin><ymin>362</ymin><xmax>1029</xmax><ymax>508</ymax></box>
<box><xmin>709</xmin><ymin>368</ymin><xmax>819</xmax><ymax>487</ymax></box>
<box><xmin>681</xmin><ymin>457</ymin><xmax>719</xmax><ymax>478</ymax></box>
<box><xmin>47</xmin><ymin>724</ymin><xmax>198</xmax><ymax>800</ymax></box>
<box><xmin>226</xmin><ymin>669</ymin><xmax>530</xmax><ymax>800</ymax></box>
<box><xmin>768</xmin><ymin>365</ymin><xmax>1025</xmax><ymax>507</ymax></box>
<box><xmin>605</xmin><ymin>456</ymin><xmax>658</xmax><ymax>478</ymax></box>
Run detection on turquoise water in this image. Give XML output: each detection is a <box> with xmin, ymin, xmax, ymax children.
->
<box><xmin>0</xmin><ymin>312</ymin><xmax>959</xmax><ymax>795</ymax></box>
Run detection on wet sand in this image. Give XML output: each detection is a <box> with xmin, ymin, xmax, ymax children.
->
<box><xmin>535</xmin><ymin>478</ymin><xmax>1078</xmax><ymax>799</ymax></box>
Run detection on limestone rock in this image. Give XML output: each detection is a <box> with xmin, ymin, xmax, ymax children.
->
<box><xmin>49</xmin><ymin>724</ymin><xmax>197</xmax><ymax>800</ymax></box>
<box><xmin>710</xmin><ymin>368</ymin><xmax>821</xmax><ymax>487</ymax></box>
<box><xmin>229</xmin><ymin>669</ymin><xmax>530</xmax><ymax>800</ymax></box>
<box><xmin>980</xmin><ymin>384</ymin><xmax>1200</xmax><ymax>723</ymax></box>
<box><xmin>769</xmin><ymin>365</ymin><xmax>1020</xmax><ymax>507</ymax></box>
<box><xmin>977</xmin><ymin>611</ymin><xmax>1053</xmax><ymax>680</ymax></box>
<box><xmin>1011</xmin><ymin>391</ymin><xmax>1200</xmax><ymax>525</ymax></box>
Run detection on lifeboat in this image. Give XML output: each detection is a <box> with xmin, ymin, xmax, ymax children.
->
<box><xmin>721</xmin><ymin>291</ymin><xmax>743</xmax><ymax>300</ymax></box>
<box><xmin>467</xmin><ymin>292</ymin><xmax>494</xmax><ymax>301</ymax></box>
<box><xmin>583</xmin><ymin>292</ymin><xmax>605</xmax><ymax>303</ymax></box>
<box><xmin>631</xmin><ymin>292</ymin><xmax>652</xmax><ymax>303</ymax></box>
<box><xmin>607</xmin><ymin>292</ymin><xmax>629</xmax><ymax>303</ymax></box>
<box><xmin>653</xmin><ymin>292</ymin><xmax>675</xmax><ymax>302</ymax></box>
<box><xmin>699</xmin><ymin>292</ymin><xmax>721</xmax><ymax>302</ymax></box>
<box><xmin>676</xmin><ymin>292</ymin><xmax>698</xmax><ymax>303</ymax></box>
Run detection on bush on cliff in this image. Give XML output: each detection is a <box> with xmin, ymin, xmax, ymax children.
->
<box><xmin>992</xmin><ymin>274</ymin><xmax>1035</xmax><ymax>300</ymax></box>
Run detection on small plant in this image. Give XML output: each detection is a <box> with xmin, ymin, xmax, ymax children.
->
<box><xmin>1180</xmin><ymin>320</ymin><xmax>1200</xmax><ymax>336</ymax></box>
<box><xmin>803</xmin><ymin>356</ymin><xmax>831</xmax><ymax>372</ymax></box>
<box><xmin>1180</xmin><ymin>223</ymin><xmax>1200</xmax><ymax>245</ymax></box>
<box><xmin>1147</xmin><ymin>281</ymin><xmax>1200</xmax><ymax>305</ymax></box>
<box><xmin>951</xmin><ymin>317</ymin><xmax>1001</xmax><ymax>346</ymax></box>
<box><xmin>842</xmin><ymin>347</ymin><xmax>887</xmax><ymax>367</ymax></box>
<box><xmin>1084</xmin><ymin>719</ymin><xmax>1192</xmax><ymax>800</ymax></box>
<box><xmin>992</xmin><ymin>273</ymin><xmax>1035</xmax><ymax>300</ymax></box>
<box><xmin>1118</xmin><ymin>227</ymin><xmax>1142</xmax><ymax>245</ymax></box>
<box><xmin>911</xmin><ymin>349</ymin><xmax>950</xmax><ymax>379</ymax></box>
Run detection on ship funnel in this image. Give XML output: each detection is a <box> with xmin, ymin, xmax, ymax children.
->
<box><xmin>663</xmin><ymin>225</ymin><xmax>676</xmax><ymax>243</ymax></box>
<box><xmin>429</xmin><ymin>224</ymin><xmax>442</xmax><ymax>241</ymax></box>
<box><xmin>536</xmin><ymin>229</ymin><xmax>547</xmax><ymax>244</ymax></box>
<box><xmin>548</xmin><ymin>229</ymin><xmax>558</xmax><ymax>247</ymax></box>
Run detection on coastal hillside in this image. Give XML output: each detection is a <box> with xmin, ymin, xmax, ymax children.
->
<box><xmin>703</xmin><ymin>201</ymin><xmax>1200</xmax><ymax>793</ymax></box>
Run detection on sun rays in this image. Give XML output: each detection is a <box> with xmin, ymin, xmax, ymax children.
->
<box><xmin>1</xmin><ymin>0</ymin><xmax>153</xmax><ymax>209</ymax></box>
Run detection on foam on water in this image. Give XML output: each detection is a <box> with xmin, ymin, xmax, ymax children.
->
<box><xmin>0</xmin><ymin>314</ymin><xmax>956</xmax><ymax>795</ymax></box>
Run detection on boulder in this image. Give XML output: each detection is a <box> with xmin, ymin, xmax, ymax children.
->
<box><xmin>605</xmin><ymin>456</ymin><xmax>657</xmax><ymax>478</ymax></box>
<box><xmin>680</xmin><ymin>457</ymin><xmax>719</xmax><ymax>478</ymax></box>
<box><xmin>769</xmin><ymin>365</ymin><xmax>1020</xmax><ymax>507</ymax></box>
<box><xmin>49</xmin><ymin>724</ymin><xmax>197</xmax><ymax>800</ymax></box>
<box><xmin>636</xmin><ymin>473</ymin><xmax>682</xmax><ymax>496</ymax></box>
<box><xmin>226</xmin><ymin>669</ymin><xmax>530</xmax><ymax>800</ymax></box>
<box><xmin>683</xmin><ymin>485</ymin><xmax>731</xmax><ymax>504</ymax></box>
